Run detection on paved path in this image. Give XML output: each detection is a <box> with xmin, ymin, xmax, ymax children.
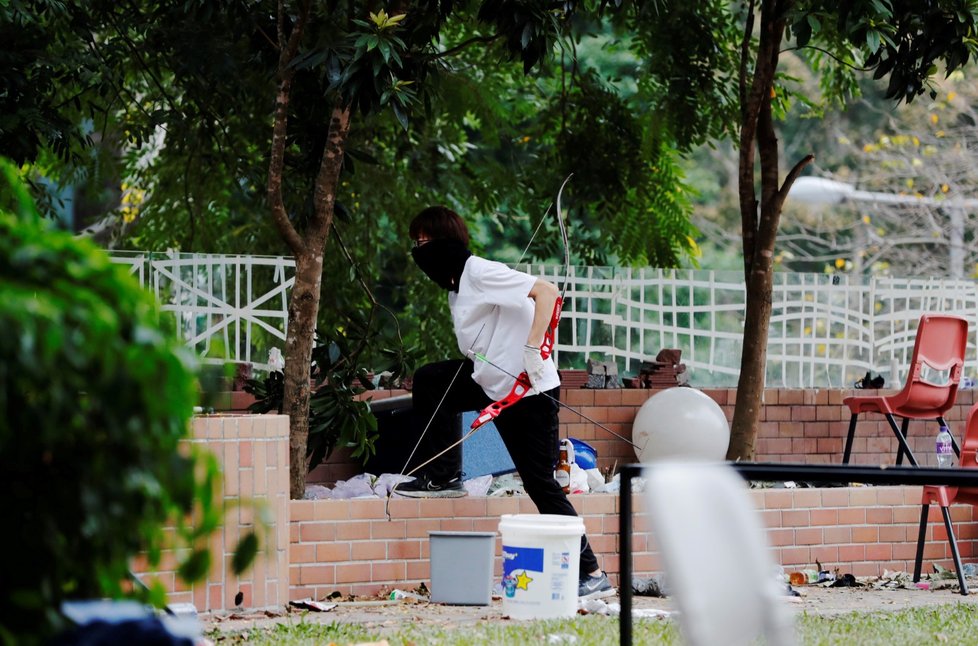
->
<box><xmin>203</xmin><ymin>584</ymin><xmax>978</xmax><ymax>635</ymax></box>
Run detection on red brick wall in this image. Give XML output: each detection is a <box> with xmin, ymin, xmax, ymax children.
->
<box><xmin>133</xmin><ymin>415</ymin><xmax>291</xmax><ymax>612</ymax></box>
<box><xmin>311</xmin><ymin>387</ymin><xmax>978</xmax><ymax>484</ymax></box>
<box><xmin>288</xmin><ymin>486</ymin><xmax>978</xmax><ymax>600</ymax></box>
<box><xmin>187</xmin><ymin>388</ymin><xmax>978</xmax><ymax>607</ymax></box>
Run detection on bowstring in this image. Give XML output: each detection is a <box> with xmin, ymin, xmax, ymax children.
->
<box><xmin>469</xmin><ymin>350</ymin><xmax>638</xmax><ymax>449</ymax></box>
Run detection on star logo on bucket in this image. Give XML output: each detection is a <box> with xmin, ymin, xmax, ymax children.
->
<box><xmin>515</xmin><ymin>571</ymin><xmax>533</xmax><ymax>591</ymax></box>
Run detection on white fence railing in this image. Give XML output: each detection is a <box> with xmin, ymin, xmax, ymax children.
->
<box><xmin>112</xmin><ymin>252</ymin><xmax>978</xmax><ymax>387</ymax></box>
<box><xmin>111</xmin><ymin>251</ymin><xmax>293</xmax><ymax>370</ymax></box>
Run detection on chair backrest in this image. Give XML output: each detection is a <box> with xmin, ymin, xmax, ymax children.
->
<box><xmin>644</xmin><ymin>462</ymin><xmax>795</xmax><ymax>646</ymax></box>
<box><xmin>893</xmin><ymin>314</ymin><xmax>969</xmax><ymax>415</ymax></box>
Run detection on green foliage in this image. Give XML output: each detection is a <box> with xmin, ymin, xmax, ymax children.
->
<box><xmin>789</xmin><ymin>0</ymin><xmax>978</xmax><ymax>105</ymax></box>
<box><xmin>614</xmin><ymin>0</ymin><xmax>741</xmax><ymax>150</ymax></box>
<box><xmin>0</xmin><ymin>159</ymin><xmax>255</xmax><ymax>644</ymax></box>
<box><xmin>609</xmin><ymin>139</ymin><xmax>700</xmax><ymax>267</ymax></box>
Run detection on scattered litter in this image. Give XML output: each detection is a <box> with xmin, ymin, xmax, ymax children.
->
<box><xmin>304</xmin><ymin>484</ymin><xmax>332</xmax><ymax>500</ymax></box>
<box><xmin>569</xmin><ymin>463</ymin><xmax>590</xmax><ymax>494</ymax></box>
<box><xmin>632</xmin><ymin>608</ymin><xmax>675</xmax><ymax>620</ymax></box>
<box><xmin>373</xmin><ymin>473</ymin><xmax>414</xmax><ymax>496</ymax></box>
<box><xmin>930</xmin><ymin>564</ymin><xmax>960</xmax><ymax>580</ymax></box>
<box><xmin>546</xmin><ymin>633</ymin><xmax>579</xmax><ymax>644</ymax></box>
<box><xmin>288</xmin><ymin>599</ymin><xmax>337</xmax><ymax>612</ymax></box>
<box><xmin>329</xmin><ymin>474</ymin><xmax>377</xmax><ymax>499</ymax></box>
<box><xmin>464</xmin><ymin>474</ymin><xmax>493</xmax><ymax>497</ymax></box>
<box><xmin>963</xmin><ymin>563</ymin><xmax>977</xmax><ymax>577</ymax></box>
<box><xmin>830</xmin><ymin>574</ymin><xmax>859</xmax><ymax>588</ymax></box>
<box><xmin>577</xmin><ymin>597</ymin><xmax>673</xmax><ymax>620</ymax></box>
<box><xmin>166</xmin><ymin>602</ymin><xmax>198</xmax><ymax>619</ymax></box>
<box><xmin>871</xmin><ymin>569</ymin><xmax>959</xmax><ymax>591</ymax></box>
<box><xmin>592</xmin><ymin>473</ymin><xmax>625</xmax><ymax>494</ymax></box>
<box><xmin>267</xmin><ymin>347</ymin><xmax>285</xmax><ymax>371</ymax></box>
<box><xmin>915</xmin><ymin>582</ymin><xmax>930</xmax><ymax>590</ymax></box>
<box><xmin>304</xmin><ymin>466</ymin><xmax>633</xmax><ymax>499</ymax></box>
<box><xmin>584</xmin><ymin>468</ymin><xmax>605</xmax><ymax>491</ymax></box>
<box><xmin>578</xmin><ymin>597</ymin><xmax>621</xmax><ymax>615</ymax></box>
<box><xmin>632</xmin><ymin>576</ymin><xmax>665</xmax><ymax>597</ymax></box>
<box><xmin>388</xmin><ymin>589</ymin><xmax>428</xmax><ymax>602</ymax></box>
<box><xmin>788</xmin><ymin>570</ymin><xmax>816</xmax><ymax>585</ymax></box>
<box><xmin>488</xmin><ymin>473</ymin><xmax>526</xmax><ymax>496</ymax></box>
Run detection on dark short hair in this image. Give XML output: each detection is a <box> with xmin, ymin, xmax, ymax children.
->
<box><xmin>409</xmin><ymin>206</ymin><xmax>470</xmax><ymax>246</ymax></box>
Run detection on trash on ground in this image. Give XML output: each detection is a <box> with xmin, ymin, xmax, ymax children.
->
<box><xmin>632</xmin><ymin>576</ymin><xmax>665</xmax><ymax>597</ymax></box>
<box><xmin>578</xmin><ymin>597</ymin><xmax>621</xmax><ymax>615</ymax></box>
<box><xmin>463</xmin><ymin>474</ymin><xmax>493</xmax><ymax>497</ymax></box>
<box><xmin>388</xmin><ymin>589</ymin><xmax>428</xmax><ymax>602</ymax></box>
<box><xmin>488</xmin><ymin>472</ymin><xmax>526</xmax><ymax>496</ymax></box>
<box><xmin>830</xmin><ymin>573</ymin><xmax>860</xmax><ymax>588</ymax></box>
<box><xmin>288</xmin><ymin>599</ymin><xmax>337</xmax><ymax>612</ymax></box>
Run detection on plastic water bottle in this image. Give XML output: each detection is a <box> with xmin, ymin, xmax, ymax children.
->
<box><xmin>936</xmin><ymin>425</ymin><xmax>955</xmax><ymax>468</ymax></box>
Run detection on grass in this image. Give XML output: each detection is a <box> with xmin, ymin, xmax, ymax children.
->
<box><xmin>207</xmin><ymin>602</ymin><xmax>978</xmax><ymax>645</ymax></box>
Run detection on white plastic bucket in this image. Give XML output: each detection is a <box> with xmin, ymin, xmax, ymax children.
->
<box><xmin>498</xmin><ymin>513</ymin><xmax>584</xmax><ymax>619</ymax></box>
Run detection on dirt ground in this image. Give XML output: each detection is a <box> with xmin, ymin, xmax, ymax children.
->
<box><xmin>203</xmin><ymin>583</ymin><xmax>978</xmax><ymax>635</ymax></box>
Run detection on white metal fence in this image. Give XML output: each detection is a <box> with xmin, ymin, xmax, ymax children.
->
<box><xmin>111</xmin><ymin>251</ymin><xmax>293</xmax><ymax>370</ymax></box>
<box><xmin>112</xmin><ymin>252</ymin><xmax>978</xmax><ymax>387</ymax></box>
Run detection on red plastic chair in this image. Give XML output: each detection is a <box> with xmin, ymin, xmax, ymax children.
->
<box><xmin>842</xmin><ymin>314</ymin><xmax>968</xmax><ymax>466</ymax></box>
<box><xmin>912</xmin><ymin>401</ymin><xmax>978</xmax><ymax>595</ymax></box>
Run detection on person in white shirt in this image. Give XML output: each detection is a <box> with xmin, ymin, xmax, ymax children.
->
<box><xmin>398</xmin><ymin>205</ymin><xmax>613</xmax><ymax>599</ymax></box>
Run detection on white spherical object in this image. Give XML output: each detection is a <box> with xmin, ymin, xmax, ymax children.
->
<box><xmin>632</xmin><ymin>387</ymin><xmax>730</xmax><ymax>462</ymax></box>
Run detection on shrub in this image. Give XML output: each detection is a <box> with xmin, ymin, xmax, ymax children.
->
<box><xmin>0</xmin><ymin>160</ymin><xmax>255</xmax><ymax>644</ymax></box>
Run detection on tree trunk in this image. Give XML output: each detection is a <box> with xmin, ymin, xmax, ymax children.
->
<box><xmin>284</xmin><ymin>105</ymin><xmax>352</xmax><ymax>498</ymax></box>
<box><xmin>727</xmin><ymin>0</ymin><xmax>786</xmax><ymax>461</ymax></box>
<box><xmin>284</xmin><ymin>251</ymin><xmax>322</xmax><ymax>497</ymax></box>
<box><xmin>264</xmin><ymin>1</ymin><xmax>354</xmax><ymax>498</ymax></box>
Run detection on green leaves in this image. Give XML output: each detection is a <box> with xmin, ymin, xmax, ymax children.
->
<box><xmin>232</xmin><ymin>532</ymin><xmax>259</xmax><ymax>575</ymax></box>
<box><xmin>795</xmin><ymin>0</ymin><xmax>978</xmax><ymax>105</ymax></box>
<box><xmin>0</xmin><ymin>159</ymin><xmax>254</xmax><ymax>643</ymax></box>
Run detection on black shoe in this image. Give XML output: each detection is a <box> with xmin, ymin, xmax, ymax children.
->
<box><xmin>394</xmin><ymin>474</ymin><xmax>467</xmax><ymax>498</ymax></box>
<box><xmin>578</xmin><ymin>572</ymin><xmax>615</xmax><ymax>599</ymax></box>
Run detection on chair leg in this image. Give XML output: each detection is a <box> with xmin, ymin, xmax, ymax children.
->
<box><xmin>895</xmin><ymin>417</ymin><xmax>910</xmax><ymax>465</ymax></box>
<box><xmin>938</xmin><ymin>416</ymin><xmax>961</xmax><ymax>458</ymax></box>
<box><xmin>843</xmin><ymin>414</ymin><xmax>858</xmax><ymax>464</ymax></box>
<box><xmin>913</xmin><ymin>503</ymin><xmax>929</xmax><ymax>583</ymax></box>
<box><xmin>888</xmin><ymin>414</ymin><xmax>918</xmax><ymax>466</ymax></box>
<box><xmin>940</xmin><ymin>506</ymin><xmax>969</xmax><ymax>595</ymax></box>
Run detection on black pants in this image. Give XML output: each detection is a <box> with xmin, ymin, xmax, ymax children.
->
<box><xmin>411</xmin><ymin>358</ymin><xmax>599</xmax><ymax>575</ymax></box>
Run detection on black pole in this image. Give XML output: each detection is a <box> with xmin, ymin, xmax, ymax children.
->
<box><xmin>616</xmin><ymin>461</ymin><xmax>978</xmax><ymax>645</ymax></box>
<box><xmin>619</xmin><ymin>465</ymin><xmax>636</xmax><ymax>646</ymax></box>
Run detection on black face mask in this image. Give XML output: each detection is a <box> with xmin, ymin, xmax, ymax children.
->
<box><xmin>411</xmin><ymin>239</ymin><xmax>471</xmax><ymax>291</ymax></box>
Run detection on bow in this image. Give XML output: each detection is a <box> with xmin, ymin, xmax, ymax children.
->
<box><xmin>470</xmin><ymin>174</ymin><xmax>573</xmax><ymax>431</ymax></box>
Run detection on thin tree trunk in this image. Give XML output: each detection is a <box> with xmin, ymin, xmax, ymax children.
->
<box><xmin>728</xmin><ymin>0</ymin><xmax>785</xmax><ymax>461</ymax></box>
<box><xmin>284</xmin><ymin>251</ymin><xmax>321</xmax><ymax>497</ymax></box>
<box><xmin>265</xmin><ymin>0</ymin><xmax>355</xmax><ymax>497</ymax></box>
<box><xmin>284</xmin><ymin>105</ymin><xmax>351</xmax><ymax>498</ymax></box>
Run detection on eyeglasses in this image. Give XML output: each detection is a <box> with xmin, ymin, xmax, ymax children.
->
<box><xmin>412</xmin><ymin>238</ymin><xmax>432</xmax><ymax>248</ymax></box>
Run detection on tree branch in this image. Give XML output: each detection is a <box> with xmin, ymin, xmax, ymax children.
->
<box><xmin>430</xmin><ymin>33</ymin><xmax>503</xmax><ymax>59</ymax></box>
<box><xmin>781</xmin><ymin>44</ymin><xmax>873</xmax><ymax>72</ymax></box>
<box><xmin>267</xmin><ymin>0</ymin><xmax>312</xmax><ymax>254</ymax></box>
